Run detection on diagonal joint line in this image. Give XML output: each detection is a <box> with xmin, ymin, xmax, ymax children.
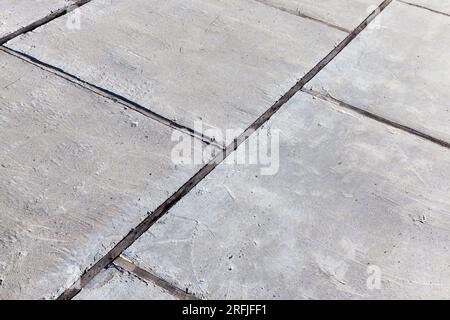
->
<box><xmin>57</xmin><ymin>0</ymin><xmax>393</xmax><ymax>300</ymax></box>
<box><xmin>302</xmin><ymin>88</ymin><xmax>450</xmax><ymax>150</ymax></box>
<box><xmin>396</xmin><ymin>0</ymin><xmax>450</xmax><ymax>18</ymax></box>
<box><xmin>113</xmin><ymin>256</ymin><xmax>200</xmax><ymax>300</ymax></box>
<box><xmin>0</xmin><ymin>45</ymin><xmax>222</xmax><ymax>149</ymax></box>
<box><xmin>0</xmin><ymin>0</ymin><xmax>93</xmax><ymax>45</ymax></box>
<box><xmin>252</xmin><ymin>0</ymin><xmax>352</xmax><ymax>33</ymax></box>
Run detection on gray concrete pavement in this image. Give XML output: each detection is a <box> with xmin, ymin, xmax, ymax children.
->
<box><xmin>8</xmin><ymin>0</ymin><xmax>345</xmax><ymax>143</ymax></box>
<box><xmin>405</xmin><ymin>0</ymin><xmax>450</xmax><ymax>15</ymax></box>
<box><xmin>0</xmin><ymin>51</ymin><xmax>212</xmax><ymax>299</ymax></box>
<box><xmin>253</xmin><ymin>0</ymin><xmax>384</xmax><ymax>31</ymax></box>
<box><xmin>307</xmin><ymin>1</ymin><xmax>450</xmax><ymax>144</ymax></box>
<box><xmin>0</xmin><ymin>0</ymin><xmax>72</xmax><ymax>39</ymax></box>
<box><xmin>1</xmin><ymin>0</ymin><xmax>449</xmax><ymax>300</ymax></box>
<box><xmin>74</xmin><ymin>267</ymin><xmax>177</xmax><ymax>300</ymax></box>
<box><xmin>123</xmin><ymin>92</ymin><xmax>450</xmax><ymax>299</ymax></box>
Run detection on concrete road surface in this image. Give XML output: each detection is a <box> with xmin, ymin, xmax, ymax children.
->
<box><xmin>0</xmin><ymin>0</ymin><xmax>449</xmax><ymax>300</ymax></box>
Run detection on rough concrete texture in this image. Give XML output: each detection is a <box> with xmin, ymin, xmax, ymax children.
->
<box><xmin>2</xmin><ymin>0</ymin><xmax>450</xmax><ymax>302</ymax></box>
<box><xmin>123</xmin><ymin>92</ymin><xmax>450</xmax><ymax>299</ymax></box>
<box><xmin>0</xmin><ymin>51</ymin><xmax>213</xmax><ymax>299</ymax></box>
<box><xmin>253</xmin><ymin>0</ymin><xmax>384</xmax><ymax>31</ymax></box>
<box><xmin>405</xmin><ymin>0</ymin><xmax>450</xmax><ymax>15</ymax></box>
<box><xmin>0</xmin><ymin>0</ymin><xmax>72</xmax><ymax>39</ymax></box>
<box><xmin>307</xmin><ymin>1</ymin><xmax>450</xmax><ymax>144</ymax></box>
<box><xmin>8</xmin><ymin>0</ymin><xmax>346</xmax><ymax>143</ymax></box>
<box><xmin>75</xmin><ymin>267</ymin><xmax>177</xmax><ymax>300</ymax></box>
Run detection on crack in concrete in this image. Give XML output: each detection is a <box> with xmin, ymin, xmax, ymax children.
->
<box><xmin>56</xmin><ymin>0</ymin><xmax>394</xmax><ymax>300</ymax></box>
<box><xmin>302</xmin><ymin>88</ymin><xmax>450</xmax><ymax>150</ymax></box>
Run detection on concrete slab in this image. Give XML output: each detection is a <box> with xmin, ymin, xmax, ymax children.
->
<box><xmin>0</xmin><ymin>0</ymin><xmax>71</xmax><ymax>39</ymax></box>
<box><xmin>74</xmin><ymin>267</ymin><xmax>176</xmax><ymax>300</ymax></box>
<box><xmin>404</xmin><ymin>0</ymin><xmax>450</xmax><ymax>15</ymax></box>
<box><xmin>123</xmin><ymin>92</ymin><xmax>450</xmax><ymax>299</ymax></box>
<box><xmin>8</xmin><ymin>0</ymin><xmax>345</xmax><ymax>143</ymax></box>
<box><xmin>253</xmin><ymin>0</ymin><xmax>384</xmax><ymax>32</ymax></box>
<box><xmin>306</xmin><ymin>1</ymin><xmax>450</xmax><ymax>144</ymax></box>
<box><xmin>0</xmin><ymin>51</ymin><xmax>212</xmax><ymax>299</ymax></box>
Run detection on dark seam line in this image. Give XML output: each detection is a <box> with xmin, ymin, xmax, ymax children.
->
<box><xmin>0</xmin><ymin>46</ymin><xmax>222</xmax><ymax>149</ymax></box>
<box><xmin>57</xmin><ymin>0</ymin><xmax>393</xmax><ymax>300</ymax></box>
<box><xmin>397</xmin><ymin>0</ymin><xmax>450</xmax><ymax>18</ymax></box>
<box><xmin>302</xmin><ymin>88</ymin><xmax>450</xmax><ymax>150</ymax></box>
<box><xmin>0</xmin><ymin>0</ymin><xmax>93</xmax><ymax>45</ymax></box>
<box><xmin>113</xmin><ymin>256</ymin><xmax>199</xmax><ymax>300</ymax></box>
<box><xmin>252</xmin><ymin>0</ymin><xmax>352</xmax><ymax>33</ymax></box>
<box><xmin>0</xmin><ymin>0</ymin><xmax>220</xmax><ymax>148</ymax></box>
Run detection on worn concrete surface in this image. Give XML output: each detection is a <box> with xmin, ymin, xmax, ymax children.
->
<box><xmin>307</xmin><ymin>1</ymin><xmax>450</xmax><ymax>144</ymax></box>
<box><xmin>8</xmin><ymin>0</ymin><xmax>346</xmax><ymax>143</ymax></box>
<box><xmin>405</xmin><ymin>0</ymin><xmax>450</xmax><ymax>15</ymax></box>
<box><xmin>0</xmin><ymin>51</ymin><xmax>212</xmax><ymax>299</ymax></box>
<box><xmin>253</xmin><ymin>0</ymin><xmax>384</xmax><ymax>31</ymax></box>
<box><xmin>123</xmin><ymin>92</ymin><xmax>450</xmax><ymax>299</ymax></box>
<box><xmin>0</xmin><ymin>0</ymin><xmax>71</xmax><ymax>39</ymax></box>
<box><xmin>1</xmin><ymin>0</ymin><xmax>450</xmax><ymax>301</ymax></box>
<box><xmin>74</xmin><ymin>267</ymin><xmax>177</xmax><ymax>300</ymax></box>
